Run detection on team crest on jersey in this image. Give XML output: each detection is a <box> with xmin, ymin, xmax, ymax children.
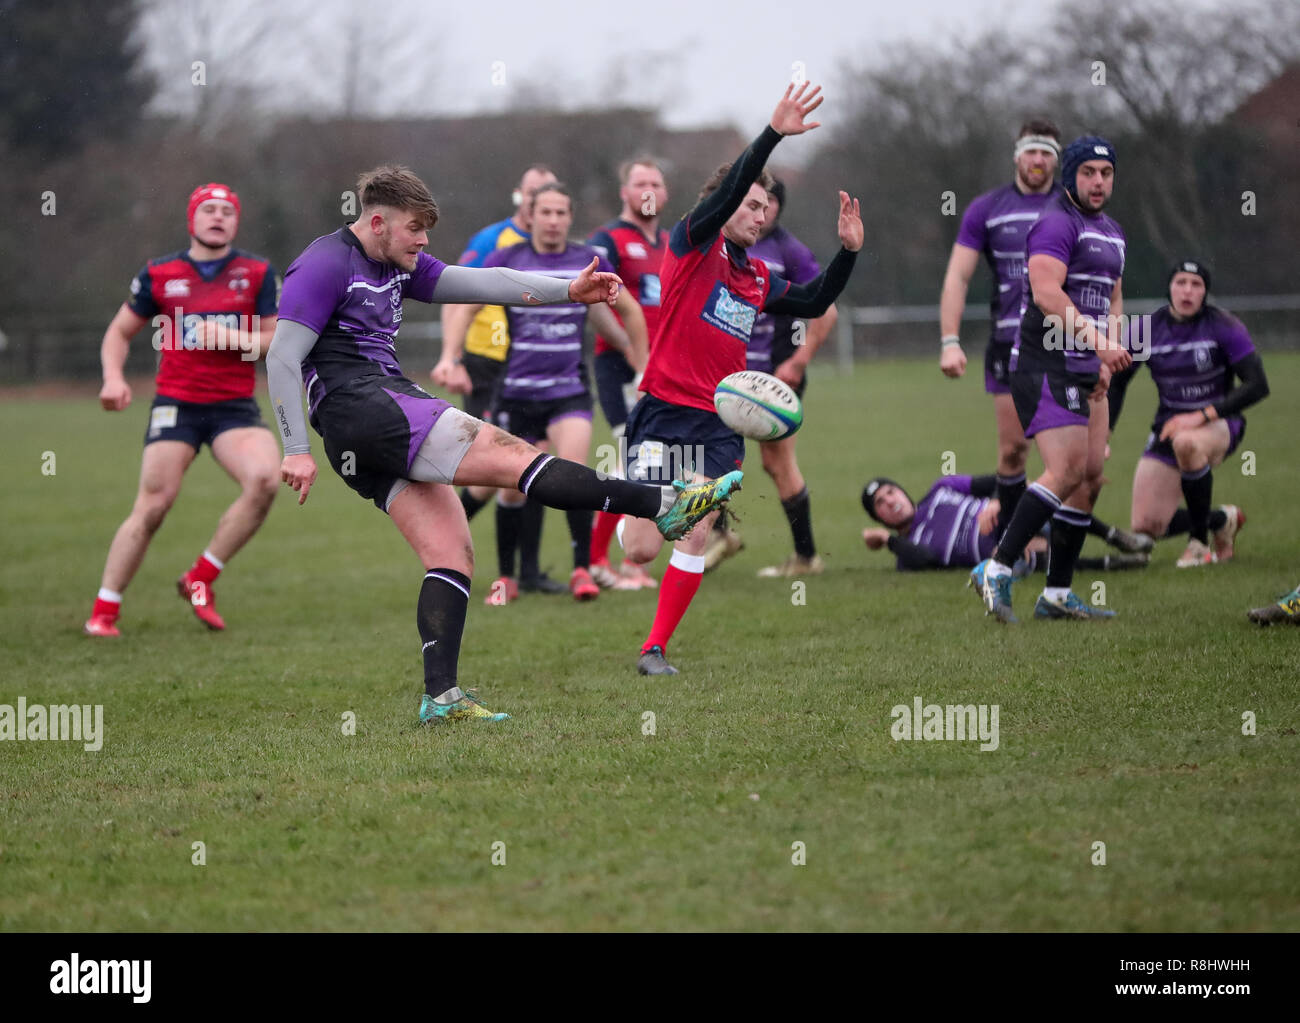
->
<box><xmin>700</xmin><ymin>281</ymin><xmax>758</xmax><ymax>342</ymax></box>
<box><xmin>1194</xmin><ymin>346</ymin><xmax>1212</xmax><ymax>371</ymax></box>
<box><xmin>228</xmin><ymin>278</ymin><xmax>250</xmax><ymax>291</ymax></box>
<box><xmin>164</xmin><ymin>279</ymin><xmax>191</xmax><ymax>298</ymax></box>
<box><xmin>389</xmin><ymin>280</ymin><xmax>403</xmax><ymax>323</ymax></box>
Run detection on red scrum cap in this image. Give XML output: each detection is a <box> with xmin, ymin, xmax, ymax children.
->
<box><xmin>187</xmin><ymin>183</ymin><xmax>241</xmax><ymax>235</ymax></box>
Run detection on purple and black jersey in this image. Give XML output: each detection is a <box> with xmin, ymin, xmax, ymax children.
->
<box><xmin>1142</xmin><ymin>305</ymin><xmax>1256</xmax><ymax>427</ymax></box>
<box><xmin>1012</xmin><ymin>192</ymin><xmax>1125</xmax><ymax>376</ymax></box>
<box><xmin>893</xmin><ymin>475</ymin><xmax>997</xmax><ymax>570</ymax></box>
<box><xmin>955</xmin><ymin>183</ymin><xmax>1061</xmax><ymax>345</ymax></box>
<box><xmin>482</xmin><ymin>242</ymin><xmax>614</xmax><ymax>402</ymax></box>
<box><xmin>746</xmin><ymin>227</ymin><xmax>820</xmax><ymax>372</ymax></box>
<box><xmin>278</xmin><ymin>228</ymin><xmax>446</xmax><ymax>416</ymax></box>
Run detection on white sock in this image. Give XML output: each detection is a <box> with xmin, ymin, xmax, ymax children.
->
<box><xmin>1043</xmin><ymin>586</ymin><xmax>1071</xmax><ymax>603</ymax></box>
<box><xmin>985</xmin><ymin>560</ymin><xmax>1012</xmax><ymax>579</ymax></box>
<box><xmin>657</xmin><ymin>485</ymin><xmax>677</xmax><ymax>517</ymax></box>
<box><xmin>97</xmin><ymin>588</ymin><xmax>123</xmax><ymax>604</ymax></box>
<box><xmin>202</xmin><ymin>549</ymin><xmax>225</xmax><ymax>571</ymax></box>
<box><xmin>668</xmin><ymin>549</ymin><xmax>706</xmax><ymax>574</ymax></box>
<box><xmin>434</xmin><ymin>686</ymin><xmax>464</xmax><ymax>705</ymax></box>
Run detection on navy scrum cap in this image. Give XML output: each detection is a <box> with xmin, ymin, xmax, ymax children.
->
<box><xmin>1169</xmin><ymin>258</ymin><xmax>1211</xmax><ymax>293</ymax></box>
<box><xmin>1061</xmin><ymin>135</ymin><xmax>1116</xmax><ymax>202</ymax></box>
<box><xmin>862</xmin><ymin>477</ymin><xmax>904</xmax><ymax>523</ymax></box>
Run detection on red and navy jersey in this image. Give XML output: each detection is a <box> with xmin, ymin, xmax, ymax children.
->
<box><xmin>640</xmin><ymin>232</ymin><xmax>773</xmax><ymax>412</ymax></box>
<box><xmin>127</xmin><ymin>249</ymin><xmax>279</xmax><ymax>403</ymax></box>
<box><xmin>586</xmin><ymin>220</ymin><xmax>668</xmax><ymax>356</ymax></box>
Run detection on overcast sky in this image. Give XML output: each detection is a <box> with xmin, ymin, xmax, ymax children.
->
<box><xmin>143</xmin><ymin>0</ymin><xmax>1050</xmax><ymax>135</ymax></box>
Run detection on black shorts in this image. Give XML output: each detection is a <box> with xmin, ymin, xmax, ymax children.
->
<box><xmin>623</xmin><ymin>393</ymin><xmax>745</xmax><ymax>483</ymax></box>
<box><xmin>462</xmin><ymin>352</ymin><xmax>504</xmax><ymax>421</ymax></box>
<box><xmin>493</xmin><ymin>392</ymin><xmax>592</xmax><ymax>444</ymax></box>
<box><xmin>144</xmin><ymin>395</ymin><xmax>266</xmax><ymax>449</ymax></box>
<box><xmin>311</xmin><ymin>375</ymin><xmax>458</xmax><ymax>509</ymax></box>
<box><xmin>1009</xmin><ymin>367</ymin><xmax>1096</xmax><ymax>438</ymax></box>
<box><xmin>594</xmin><ymin>349</ymin><xmax>637</xmax><ymax>429</ymax></box>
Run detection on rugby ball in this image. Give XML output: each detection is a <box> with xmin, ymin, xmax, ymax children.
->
<box><xmin>713</xmin><ymin>370</ymin><xmax>803</xmax><ymax>440</ymax></box>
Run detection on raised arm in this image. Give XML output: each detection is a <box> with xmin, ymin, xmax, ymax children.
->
<box><xmin>764</xmin><ymin>191</ymin><xmax>861</xmax><ymax>317</ymax></box>
<box><xmin>672</xmin><ymin>82</ymin><xmax>823</xmax><ymax>254</ymax></box>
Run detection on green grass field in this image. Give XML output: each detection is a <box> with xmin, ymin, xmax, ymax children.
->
<box><xmin>2</xmin><ymin>356</ymin><xmax>1298</xmax><ymax>931</ymax></box>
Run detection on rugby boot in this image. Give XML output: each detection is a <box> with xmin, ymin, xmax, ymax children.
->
<box><xmin>1176</xmin><ymin>538</ymin><xmax>1217</xmax><ymax>568</ymax></box>
<box><xmin>419</xmin><ymin>689</ymin><xmax>510</xmax><ymax>724</ymax></box>
<box><xmin>757</xmin><ymin>553</ymin><xmax>824</xmax><ymax>578</ymax></box>
<box><xmin>1247</xmin><ymin>584</ymin><xmax>1300</xmax><ymax>626</ymax></box>
<box><xmin>83</xmin><ymin>614</ymin><xmax>121</xmax><ymax>638</ymax></box>
<box><xmin>656</xmin><ymin>471</ymin><xmax>743</xmax><ymax>541</ymax></box>
<box><xmin>970</xmin><ymin>558</ymin><xmax>1017</xmax><ymax>623</ymax></box>
<box><xmin>636</xmin><ymin>644</ymin><xmax>678</xmax><ymax>676</ymax></box>
<box><xmin>484</xmin><ymin>577</ymin><xmax>519</xmax><ymax>606</ymax></box>
<box><xmin>178</xmin><ymin>573</ymin><xmax>225</xmax><ymax>630</ymax></box>
<box><xmin>569</xmin><ymin>567</ymin><xmax>600</xmax><ymax>601</ymax></box>
<box><xmin>1212</xmin><ymin>505</ymin><xmax>1244</xmax><ymax>561</ymax></box>
<box><xmin>1033</xmin><ymin>590</ymin><xmax>1117</xmax><ymax>620</ymax></box>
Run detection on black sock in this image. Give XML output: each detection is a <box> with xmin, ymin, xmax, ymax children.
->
<box><xmin>495</xmin><ymin>501</ymin><xmax>524</xmax><ymax>578</ymax></box>
<box><xmin>518</xmin><ymin>454</ymin><xmax>662</xmax><ymax>518</ymax></box>
<box><xmin>567</xmin><ymin>507</ymin><xmax>593</xmax><ymax>569</ymax></box>
<box><xmin>1046</xmin><ymin>508</ymin><xmax>1090</xmax><ymax>589</ymax></box>
<box><xmin>1163</xmin><ymin>506</ymin><xmax>1226</xmax><ymax>537</ymax></box>
<box><xmin>995</xmin><ymin>472</ymin><xmax>1026</xmax><ymax>540</ymax></box>
<box><xmin>1180</xmin><ymin>467</ymin><xmax>1213</xmax><ymax>544</ymax></box>
<box><xmin>782</xmin><ymin>487</ymin><xmax>816</xmax><ymax>559</ymax></box>
<box><xmin>460</xmin><ymin>488</ymin><xmax>488</xmax><ymax>521</ymax></box>
<box><xmin>418</xmin><ymin>569</ymin><xmax>470</xmax><ymax>700</ymax></box>
<box><xmin>1088</xmin><ymin>515</ymin><xmax>1113</xmax><ymax>541</ymax></box>
<box><xmin>994</xmin><ymin>482</ymin><xmax>1060</xmax><ymax>568</ymax></box>
<box><xmin>519</xmin><ymin>497</ymin><xmax>544</xmax><ymax>580</ymax></box>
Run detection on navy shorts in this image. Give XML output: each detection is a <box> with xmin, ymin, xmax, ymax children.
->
<box><xmin>623</xmin><ymin>393</ymin><xmax>744</xmax><ymax>483</ymax></box>
<box><xmin>462</xmin><ymin>352</ymin><xmax>504</xmax><ymax>421</ymax></box>
<box><xmin>594</xmin><ymin>349</ymin><xmax>637</xmax><ymax>429</ymax></box>
<box><xmin>493</xmin><ymin>392</ymin><xmax>592</xmax><ymax>444</ymax></box>
<box><xmin>1142</xmin><ymin>416</ymin><xmax>1246</xmax><ymax>468</ymax></box>
<box><xmin>144</xmin><ymin>395</ymin><xmax>266</xmax><ymax>449</ymax></box>
<box><xmin>984</xmin><ymin>342</ymin><xmax>1012</xmax><ymax>395</ymax></box>
<box><xmin>311</xmin><ymin>375</ymin><xmax>457</xmax><ymax>509</ymax></box>
<box><xmin>1010</xmin><ymin>367</ymin><xmax>1096</xmax><ymax>438</ymax></box>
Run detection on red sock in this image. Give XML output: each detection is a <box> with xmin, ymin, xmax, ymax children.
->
<box><xmin>643</xmin><ymin>554</ymin><xmax>704</xmax><ymax>652</ymax></box>
<box><xmin>188</xmin><ymin>552</ymin><xmax>223</xmax><ymax>585</ymax></box>
<box><xmin>591</xmin><ymin>512</ymin><xmax>622</xmax><ymax>564</ymax></box>
<box><xmin>92</xmin><ymin>596</ymin><xmax>121</xmax><ymax>621</ymax></box>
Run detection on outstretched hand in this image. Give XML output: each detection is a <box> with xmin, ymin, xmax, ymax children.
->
<box><xmin>836</xmin><ymin>191</ymin><xmax>863</xmax><ymax>252</ymax></box>
<box><xmin>568</xmin><ymin>257</ymin><xmax>623</xmax><ymax>306</ymax></box>
<box><xmin>770</xmin><ymin>81</ymin><xmax>823</xmax><ymax>136</ymax></box>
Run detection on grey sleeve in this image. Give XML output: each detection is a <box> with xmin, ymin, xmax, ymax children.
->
<box><xmin>265</xmin><ymin>319</ymin><xmax>320</xmax><ymax>456</ymax></box>
<box><xmin>431</xmin><ymin>264</ymin><xmax>576</xmax><ymax>305</ymax></box>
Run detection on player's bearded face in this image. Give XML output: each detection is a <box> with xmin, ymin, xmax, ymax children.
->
<box><xmin>1169</xmin><ymin>272</ymin><xmax>1207</xmax><ymax>318</ymax></box>
<box><xmin>1015</xmin><ymin>148</ymin><xmax>1056</xmax><ymax>189</ymax></box>
<box><xmin>1075</xmin><ymin>161</ymin><xmax>1114</xmax><ymax>210</ymax></box>
<box><xmin>192</xmin><ymin>201</ymin><xmax>237</xmax><ymax>247</ymax></box>
<box><xmin>380</xmin><ymin>212</ymin><xmax>428</xmax><ymax>270</ymax></box>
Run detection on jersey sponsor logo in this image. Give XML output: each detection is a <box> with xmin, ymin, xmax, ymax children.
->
<box><xmin>164</xmin><ymin>278</ymin><xmax>191</xmax><ymax>298</ymax></box>
<box><xmin>640</xmin><ymin>273</ymin><xmax>661</xmax><ymax>306</ymax></box>
<box><xmin>700</xmin><ymin>281</ymin><xmax>758</xmax><ymax>342</ymax></box>
<box><xmin>627</xmin><ymin>242</ymin><xmax>647</xmax><ymax>259</ymax></box>
<box><xmin>228</xmin><ymin>277</ymin><xmax>250</xmax><ymax>291</ymax></box>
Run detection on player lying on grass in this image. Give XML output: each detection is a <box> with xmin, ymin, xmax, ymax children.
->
<box><xmin>617</xmin><ymin>80</ymin><xmax>862</xmax><ymax>675</ymax></box>
<box><xmin>1107</xmin><ymin>259</ymin><xmax>1267</xmax><ymax>567</ymax></box>
<box><xmin>265</xmin><ymin>166</ymin><xmax>741</xmax><ymax>725</ymax></box>
<box><xmin>860</xmin><ymin>474</ymin><xmax>1148</xmax><ymax>572</ymax></box>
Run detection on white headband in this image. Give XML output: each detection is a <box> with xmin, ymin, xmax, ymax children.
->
<box><xmin>1015</xmin><ymin>135</ymin><xmax>1060</xmax><ymax>158</ymax></box>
